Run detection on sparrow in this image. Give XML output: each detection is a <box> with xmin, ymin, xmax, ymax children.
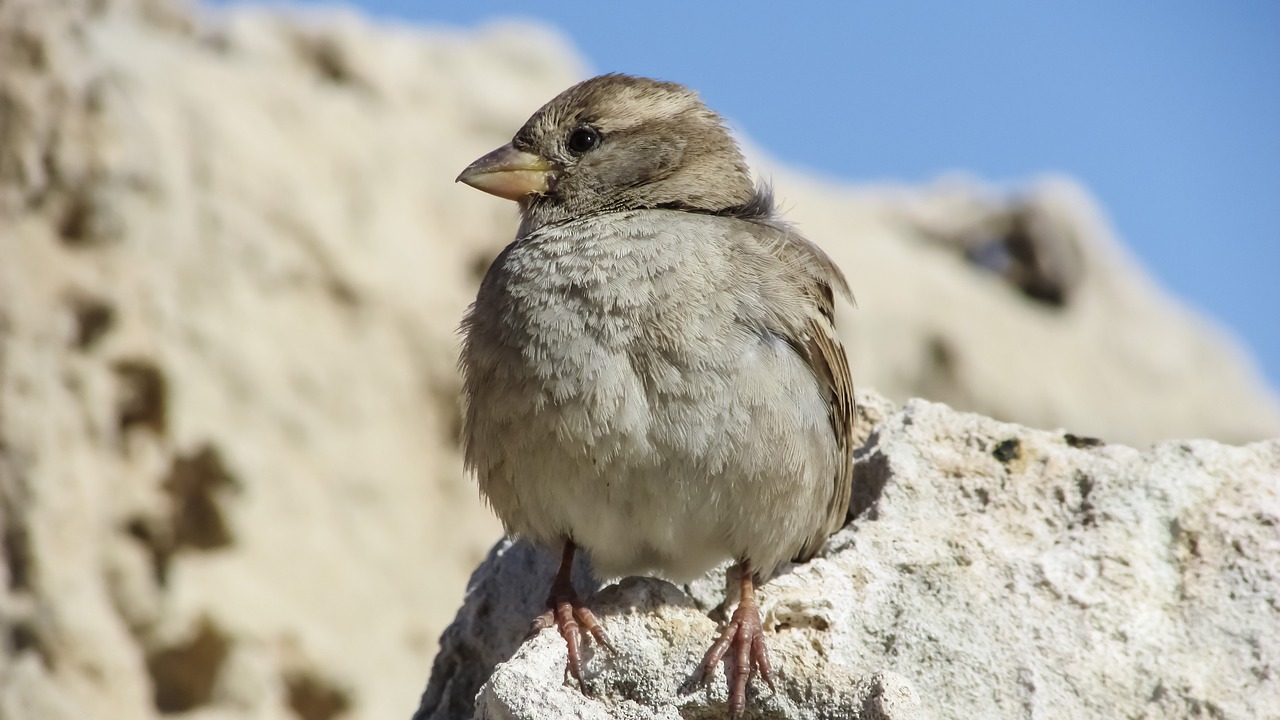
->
<box><xmin>456</xmin><ymin>73</ymin><xmax>855</xmax><ymax>719</ymax></box>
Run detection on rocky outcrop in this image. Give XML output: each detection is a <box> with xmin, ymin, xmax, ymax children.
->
<box><xmin>422</xmin><ymin>391</ymin><xmax>1280</xmax><ymax>719</ymax></box>
<box><xmin>1</xmin><ymin>1</ymin><xmax>1277</xmax><ymax>719</ymax></box>
<box><xmin>0</xmin><ymin>1</ymin><xmax>582</xmax><ymax>718</ymax></box>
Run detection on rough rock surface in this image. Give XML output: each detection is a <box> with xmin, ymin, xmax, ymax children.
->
<box><xmin>0</xmin><ymin>1</ymin><xmax>581</xmax><ymax>719</ymax></box>
<box><xmin>422</xmin><ymin>391</ymin><xmax>1280</xmax><ymax>720</ymax></box>
<box><xmin>1</xmin><ymin>1</ymin><xmax>1278</xmax><ymax>720</ymax></box>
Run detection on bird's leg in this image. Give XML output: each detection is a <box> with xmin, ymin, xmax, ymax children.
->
<box><xmin>527</xmin><ymin>539</ymin><xmax>613</xmax><ymax>693</ymax></box>
<box><xmin>698</xmin><ymin>561</ymin><xmax>776</xmax><ymax>719</ymax></box>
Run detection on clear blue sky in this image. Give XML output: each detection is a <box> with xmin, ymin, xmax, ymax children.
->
<box><xmin>216</xmin><ymin>1</ymin><xmax>1280</xmax><ymax>388</ymax></box>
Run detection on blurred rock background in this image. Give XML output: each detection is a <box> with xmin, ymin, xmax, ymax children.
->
<box><xmin>0</xmin><ymin>1</ymin><xmax>1276</xmax><ymax>719</ymax></box>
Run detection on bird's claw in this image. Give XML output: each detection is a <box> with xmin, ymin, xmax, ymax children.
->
<box><xmin>525</xmin><ymin>542</ymin><xmax>613</xmax><ymax>694</ymax></box>
<box><xmin>698</xmin><ymin>597</ymin><xmax>775</xmax><ymax>719</ymax></box>
<box><xmin>529</xmin><ymin>594</ymin><xmax>612</xmax><ymax>692</ymax></box>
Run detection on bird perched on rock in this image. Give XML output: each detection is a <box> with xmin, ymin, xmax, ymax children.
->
<box><xmin>457</xmin><ymin>73</ymin><xmax>855</xmax><ymax>719</ymax></box>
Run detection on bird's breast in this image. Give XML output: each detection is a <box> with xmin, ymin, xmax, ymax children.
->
<box><xmin>464</xmin><ymin>216</ymin><xmax>751</xmax><ymax>456</ymax></box>
<box><xmin>459</xmin><ymin>213</ymin><xmax>838</xmax><ymax>578</ymax></box>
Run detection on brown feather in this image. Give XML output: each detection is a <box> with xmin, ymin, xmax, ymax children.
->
<box><xmin>769</xmin><ymin>233</ymin><xmax>856</xmax><ymax>562</ymax></box>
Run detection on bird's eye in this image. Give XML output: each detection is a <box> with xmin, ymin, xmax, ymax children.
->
<box><xmin>567</xmin><ymin>127</ymin><xmax>601</xmax><ymax>154</ymax></box>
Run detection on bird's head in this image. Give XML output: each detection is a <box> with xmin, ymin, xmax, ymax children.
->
<box><xmin>457</xmin><ymin>74</ymin><xmax>757</xmax><ymax>229</ymax></box>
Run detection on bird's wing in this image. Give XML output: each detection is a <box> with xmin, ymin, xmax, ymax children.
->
<box><xmin>745</xmin><ymin>223</ymin><xmax>856</xmax><ymax>562</ymax></box>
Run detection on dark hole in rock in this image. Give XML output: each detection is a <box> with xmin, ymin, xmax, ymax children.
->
<box><xmin>992</xmin><ymin>438</ymin><xmax>1021</xmax><ymax>463</ymax></box>
<box><xmin>68</xmin><ymin>295</ymin><xmax>116</xmax><ymax>351</ymax></box>
<box><xmin>164</xmin><ymin>445</ymin><xmax>237</xmax><ymax>551</ymax></box>
<box><xmin>962</xmin><ymin>206</ymin><xmax>1081</xmax><ymax>309</ymax></box>
<box><xmin>2</xmin><ymin>519</ymin><xmax>32</xmax><ymax>592</ymax></box>
<box><xmin>114</xmin><ymin>359</ymin><xmax>168</xmax><ymax>437</ymax></box>
<box><xmin>285</xmin><ymin>669</ymin><xmax>352</xmax><ymax>720</ymax></box>
<box><xmin>849</xmin><ymin>443</ymin><xmax>891</xmax><ymax>522</ymax></box>
<box><xmin>1001</xmin><ymin>222</ymin><xmax>1069</xmax><ymax>306</ymax></box>
<box><xmin>295</xmin><ymin>36</ymin><xmax>356</xmax><ymax>86</ymax></box>
<box><xmin>1064</xmin><ymin>433</ymin><xmax>1105</xmax><ymax>448</ymax></box>
<box><xmin>1075</xmin><ymin>471</ymin><xmax>1097</xmax><ymax>526</ymax></box>
<box><xmin>147</xmin><ymin>616</ymin><xmax>231</xmax><ymax>714</ymax></box>
<box><xmin>57</xmin><ymin>192</ymin><xmax>94</xmax><ymax>245</ymax></box>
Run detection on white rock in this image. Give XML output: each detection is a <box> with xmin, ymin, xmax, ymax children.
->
<box><xmin>422</xmin><ymin>393</ymin><xmax>1279</xmax><ymax>719</ymax></box>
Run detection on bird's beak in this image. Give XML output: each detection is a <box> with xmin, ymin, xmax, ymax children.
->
<box><xmin>456</xmin><ymin>144</ymin><xmax>555</xmax><ymax>201</ymax></box>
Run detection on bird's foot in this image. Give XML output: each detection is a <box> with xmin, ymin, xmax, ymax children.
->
<box><xmin>698</xmin><ymin>567</ymin><xmax>776</xmax><ymax>719</ymax></box>
<box><xmin>528</xmin><ymin>590</ymin><xmax>613</xmax><ymax>692</ymax></box>
<box><xmin>526</xmin><ymin>541</ymin><xmax>613</xmax><ymax>693</ymax></box>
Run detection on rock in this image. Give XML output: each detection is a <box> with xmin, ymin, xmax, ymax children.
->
<box><xmin>422</xmin><ymin>391</ymin><xmax>1279</xmax><ymax>719</ymax></box>
<box><xmin>773</xmin><ymin>173</ymin><xmax>1280</xmax><ymax>447</ymax></box>
<box><xmin>0</xmin><ymin>1</ymin><xmax>583</xmax><ymax>718</ymax></box>
<box><xmin>1</xmin><ymin>1</ymin><xmax>1278</xmax><ymax>719</ymax></box>
<box><xmin>470</xmin><ymin>576</ymin><xmax>922</xmax><ymax>720</ymax></box>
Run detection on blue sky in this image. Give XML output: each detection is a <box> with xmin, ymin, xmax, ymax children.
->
<box><xmin>216</xmin><ymin>1</ymin><xmax>1280</xmax><ymax>388</ymax></box>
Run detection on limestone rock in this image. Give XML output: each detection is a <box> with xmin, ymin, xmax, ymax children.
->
<box><xmin>0</xmin><ymin>1</ymin><xmax>582</xmax><ymax>718</ymax></box>
<box><xmin>422</xmin><ymin>392</ymin><xmax>1280</xmax><ymax>719</ymax></box>
<box><xmin>772</xmin><ymin>172</ymin><xmax>1280</xmax><ymax>447</ymax></box>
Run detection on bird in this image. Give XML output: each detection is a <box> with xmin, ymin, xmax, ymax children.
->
<box><xmin>456</xmin><ymin>73</ymin><xmax>855</xmax><ymax>719</ymax></box>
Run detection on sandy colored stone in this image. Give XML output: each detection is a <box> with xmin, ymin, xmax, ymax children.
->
<box><xmin>1</xmin><ymin>1</ymin><xmax>580</xmax><ymax>718</ymax></box>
